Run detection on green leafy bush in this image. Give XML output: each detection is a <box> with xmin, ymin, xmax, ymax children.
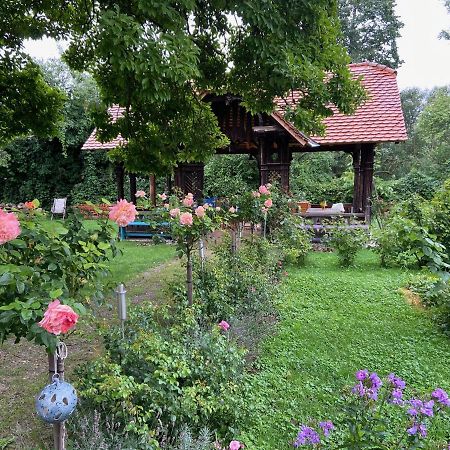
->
<box><xmin>74</xmin><ymin>304</ymin><xmax>246</xmax><ymax>444</ymax></box>
<box><xmin>193</xmin><ymin>236</ymin><xmax>281</xmax><ymax>324</ymax></box>
<box><xmin>430</xmin><ymin>179</ymin><xmax>450</xmax><ymax>262</ymax></box>
<box><xmin>0</xmin><ymin>210</ymin><xmax>118</xmax><ymax>350</ymax></box>
<box><xmin>327</xmin><ymin>224</ymin><xmax>367</xmax><ymax>267</ymax></box>
<box><xmin>375</xmin><ymin>215</ymin><xmax>448</xmax><ymax>276</ymax></box>
<box><xmin>274</xmin><ymin>214</ymin><xmax>312</xmax><ymax>266</ymax></box>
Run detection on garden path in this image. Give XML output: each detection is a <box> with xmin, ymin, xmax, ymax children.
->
<box><xmin>0</xmin><ymin>242</ymin><xmax>178</xmax><ymax>449</ymax></box>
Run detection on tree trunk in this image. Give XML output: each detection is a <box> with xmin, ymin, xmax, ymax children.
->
<box><xmin>48</xmin><ymin>353</ymin><xmax>65</xmax><ymax>450</ymax></box>
<box><xmin>149</xmin><ymin>174</ymin><xmax>156</xmax><ymax>206</ymax></box>
<box><xmin>186</xmin><ymin>251</ymin><xmax>193</xmax><ymax>306</ymax></box>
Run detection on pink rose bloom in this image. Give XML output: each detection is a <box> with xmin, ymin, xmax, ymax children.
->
<box><xmin>170</xmin><ymin>208</ymin><xmax>181</xmax><ymax>218</ymax></box>
<box><xmin>264</xmin><ymin>198</ymin><xmax>273</xmax><ymax>208</ymax></box>
<box><xmin>258</xmin><ymin>185</ymin><xmax>270</xmax><ymax>195</ymax></box>
<box><xmin>135</xmin><ymin>190</ymin><xmax>146</xmax><ymax>198</ymax></box>
<box><xmin>38</xmin><ymin>300</ymin><xmax>79</xmax><ymax>335</ymax></box>
<box><xmin>195</xmin><ymin>206</ymin><xmax>206</xmax><ymax>218</ymax></box>
<box><xmin>183</xmin><ymin>196</ymin><xmax>194</xmax><ymax>207</ymax></box>
<box><xmin>203</xmin><ymin>203</ymin><xmax>210</xmax><ymax>209</ymax></box>
<box><xmin>266</xmin><ymin>183</ymin><xmax>272</xmax><ymax>189</ymax></box>
<box><xmin>109</xmin><ymin>199</ymin><xmax>137</xmax><ymax>227</ymax></box>
<box><xmin>163</xmin><ymin>203</ymin><xmax>170</xmax><ymax>209</ymax></box>
<box><xmin>215</xmin><ymin>206</ymin><xmax>221</xmax><ymax>211</ymax></box>
<box><xmin>218</xmin><ymin>320</ymin><xmax>230</xmax><ymax>331</ymax></box>
<box><xmin>252</xmin><ymin>191</ymin><xmax>261</xmax><ymax>198</ymax></box>
<box><xmin>186</xmin><ymin>192</ymin><xmax>194</xmax><ymax>198</ymax></box>
<box><xmin>229</xmin><ymin>441</ymin><xmax>242</xmax><ymax>450</ymax></box>
<box><xmin>158</xmin><ymin>193</ymin><xmax>167</xmax><ymax>201</ymax></box>
<box><xmin>229</xmin><ymin>207</ymin><xmax>236</xmax><ymax>213</ymax></box>
<box><xmin>0</xmin><ymin>209</ymin><xmax>21</xmax><ymax>244</ymax></box>
<box><xmin>180</xmin><ymin>212</ymin><xmax>193</xmax><ymax>226</ymax></box>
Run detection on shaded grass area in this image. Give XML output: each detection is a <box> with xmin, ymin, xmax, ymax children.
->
<box><xmin>241</xmin><ymin>251</ymin><xmax>450</xmax><ymax>449</ymax></box>
<box><xmin>0</xmin><ymin>241</ymin><xmax>177</xmax><ymax>449</ymax></box>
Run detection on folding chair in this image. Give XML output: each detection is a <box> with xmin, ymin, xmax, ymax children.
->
<box><xmin>51</xmin><ymin>198</ymin><xmax>67</xmax><ymax>220</ymax></box>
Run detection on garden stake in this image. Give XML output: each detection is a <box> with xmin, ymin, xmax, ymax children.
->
<box><xmin>116</xmin><ymin>283</ymin><xmax>127</xmax><ymax>337</ymax></box>
<box><xmin>47</xmin><ymin>343</ymin><xmax>67</xmax><ymax>450</ymax></box>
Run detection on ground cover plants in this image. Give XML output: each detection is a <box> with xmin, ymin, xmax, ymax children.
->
<box><xmin>241</xmin><ymin>251</ymin><xmax>450</xmax><ymax>449</ymax></box>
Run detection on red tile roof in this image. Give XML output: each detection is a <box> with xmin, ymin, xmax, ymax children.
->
<box><xmin>83</xmin><ymin>62</ymin><xmax>407</xmax><ymax>150</ymax></box>
<box><xmin>274</xmin><ymin>62</ymin><xmax>407</xmax><ymax>145</ymax></box>
<box><xmin>82</xmin><ymin>105</ymin><xmax>126</xmax><ymax>150</ymax></box>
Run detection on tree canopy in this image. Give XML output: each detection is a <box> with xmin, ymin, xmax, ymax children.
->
<box><xmin>0</xmin><ymin>1</ymin><xmax>68</xmax><ymax>144</ymax></box>
<box><xmin>338</xmin><ymin>0</ymin><xmax>403</xmax><ymax>68</ymax></box>
<box><xmin>61</xmin><ymin>0</ymin><xmax>365</xmax><ymax>175</ymax></box>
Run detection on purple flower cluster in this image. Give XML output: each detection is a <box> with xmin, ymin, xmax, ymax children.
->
<box><xmin>352</xmin><ymin>369</ymin><xmax>382</xmax><ymax>400</ymax></box>
<box><xmin>387</xmin><ymin>373</ymin><xmax>406</xmax><ymax>405</ymax></box>
<box><xmin>406</xmin><ymin>388</ymin><xmax>450</xmax><ymax>439</ymax></box>
<box><xmin>293</xmin><ymin>422</ymin><xmax>334</xmax><ymax>447</ymax></box>
<box><xmin>432</xmin><ymin>388</ymin><xmax>450</xmax><ymax>407</ymax></box>
<box><xmin>294</xmin><ymin>426</ymin><xmax>320</xmax><ymax>447</ymax></box>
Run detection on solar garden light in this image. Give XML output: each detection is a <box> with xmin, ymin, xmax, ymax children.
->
<box><xmin>199</xmin><ymin>238</ymin><xmax>206</xmax><ymax>270</ymax></box>
<box><xmin>116</xmin><ymin>283</ymin><xmax>127</xmax><ymax>336</ymax></box>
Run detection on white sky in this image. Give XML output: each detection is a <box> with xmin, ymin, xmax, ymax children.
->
<box><xmin>24</xmin><ymin>0</ymin><xmax>450</xmax><ymax>90</ymax></box>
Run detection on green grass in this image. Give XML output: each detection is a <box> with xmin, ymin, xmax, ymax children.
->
<box><xmin>107</xmin><ymin>241</ymin><xmax>175</xmax><ymax>285</ymax></box>
<box><xmin>241</xmin><ymin>251</ymin><xmax>450</xmax><ymax>449</ymax></box>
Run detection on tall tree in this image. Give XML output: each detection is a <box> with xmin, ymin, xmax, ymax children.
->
<box><xmin>440</xmin><ymin>0</ymin><xmax>450</xmax><ymax>39</ymax></box>
<box><xmin>63</xmin><ymin>0</ymin><xmax>365</xmax><ymax>176</ymax></box>
<box><xmin>338</xmin><ymin>0</ymin><xmax>403</xmax><ymax>68</ymax></box>
<box><xmin>0</xmin><ymin>1</ymin><xmax>69</xmax><ymax>143</ymax></box>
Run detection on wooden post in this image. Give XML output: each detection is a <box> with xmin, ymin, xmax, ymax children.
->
<box><xmin>352</xmin><ymin>146</ymin><xmax>362</xmax><ymax>212</ymax></box>
<box><xmin>48</xmin><ymin>353</ymin><xmax>65</xmax><ymax>450</ymax></box>
<box><xmin>149</xmin><ymin>174</ymin><xmax>156</xmax><ymax>206</ymax></box>
<box><xmin>129</xmin><ymin>173</ymin><xmax>137</xmax><ymax>204</ymax></box>
<box><xmin>361</xmin><ymin>144</ymin><xmax>375</xmax><ymax>222</ymax></box>
<box><xmin>115</xmin><ymin>163</ymin><xmax>125</xmax><ymax>200</ymax></box>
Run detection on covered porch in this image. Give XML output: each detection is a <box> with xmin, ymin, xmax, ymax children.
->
<box><xmin>82</xmin><ymin>62</ymin><xmax>407</xmax><ymax>221</ymax></box>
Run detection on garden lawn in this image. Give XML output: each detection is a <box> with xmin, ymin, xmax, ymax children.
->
<box><xmin>241</xmin><ymin>250</ymin><xmax>450</xmax><ymax>449</ymax></box>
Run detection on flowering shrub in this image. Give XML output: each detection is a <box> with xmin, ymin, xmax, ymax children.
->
<box><xmin>75</xmin><ymin>303</ymin><xmax>246</xmax><ymax>444</ymax></box>
<box><xmin>0</xmin><ymin>208</ymin><xmax>118</xmax><ymax>350</ymax></box>
<box><xmin>292</xmin><ymin>370</ymin><xmax>450</xmax><ymax>449</ymax></box>
<box><xmin>326</xmin><ymin>223</ymin><xmax>367</xmax><ymax>267</ymax></box>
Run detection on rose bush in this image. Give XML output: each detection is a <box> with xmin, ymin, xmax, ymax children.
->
<box><xmin>0</xmin><ymin>207</ymin><xmax>118</xmax><ymax>350</ymax></box>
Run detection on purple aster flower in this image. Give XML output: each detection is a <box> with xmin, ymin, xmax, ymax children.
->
<box><xmin>319</xmin><ymin>421</ymin><xmax>334</xmax><ymax>437</ymax></box>
<box><xmin>294</xmin><ymin>426</ymin><xmax>320</xmax><ymax>447</ymax></box>
<box><xmin>418</xmin><ymin>423</ymin><xmax>427</xmax><ymax>438</ymax></box>
<box><xmin>408</xmin><ymin>399</ymin><xmax>423</xmax><ymax>416</ymax></box>
<box><xmin>352</xmin><ymin>381</ymin><xmax>366</xmax><ymax>397</ymax></box>
<box><xmin>407</xmin><ymin>424</ymin><xmax>418</xmax><ymax>435</ymax></box>
<box><xmin>388</xmin><ymin>373</ymin><xmax>406</xmax><ymax>390</ymax></box>
<box><xmin>355</xmin><ymin>369</ymin><xmax>369</xmax><ymax>381</ymax></box>
<box><xmin>367</xmin><ymin>388</ymin><xmax>379</xmax><ymax>401</ymax></box>
<box><xmin>390</xmin><ymin>388</ymin><xmax>404</xmax><ymax>405</ymax></box>
<box><xmin>431</xmin><ymin>388</ymin><xmax>450</xmax><ymax>407</ymax></box>
<box><xmin>369</xmin><ymin>372</ymin><xmax>382</xmax><ymax>390</ymax></box>
<box><xmin>420</xmin><ymin>400</ymin><xmax>434</xmax><ymax>417</ymax></box>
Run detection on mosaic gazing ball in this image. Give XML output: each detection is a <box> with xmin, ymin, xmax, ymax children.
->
<box><xmin>35</xmin><ymin>377</ymin><xmax>77</xmax><ymax>423</ymax></box>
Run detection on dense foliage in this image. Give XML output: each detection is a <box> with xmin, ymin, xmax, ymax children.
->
<box><xmin>0</xmin><ymin>60</ymin><xmax>99</xmax><ymax>208</ymax></box>
<box><xmin>0</xmin><ymin>1</ymin><xmax>68</xmax><ymax>142</ymax></box>
<box><xmin>75</xmin><ymin>304</ymin><xmax>245</xmax><ymax>446</ymax></box>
